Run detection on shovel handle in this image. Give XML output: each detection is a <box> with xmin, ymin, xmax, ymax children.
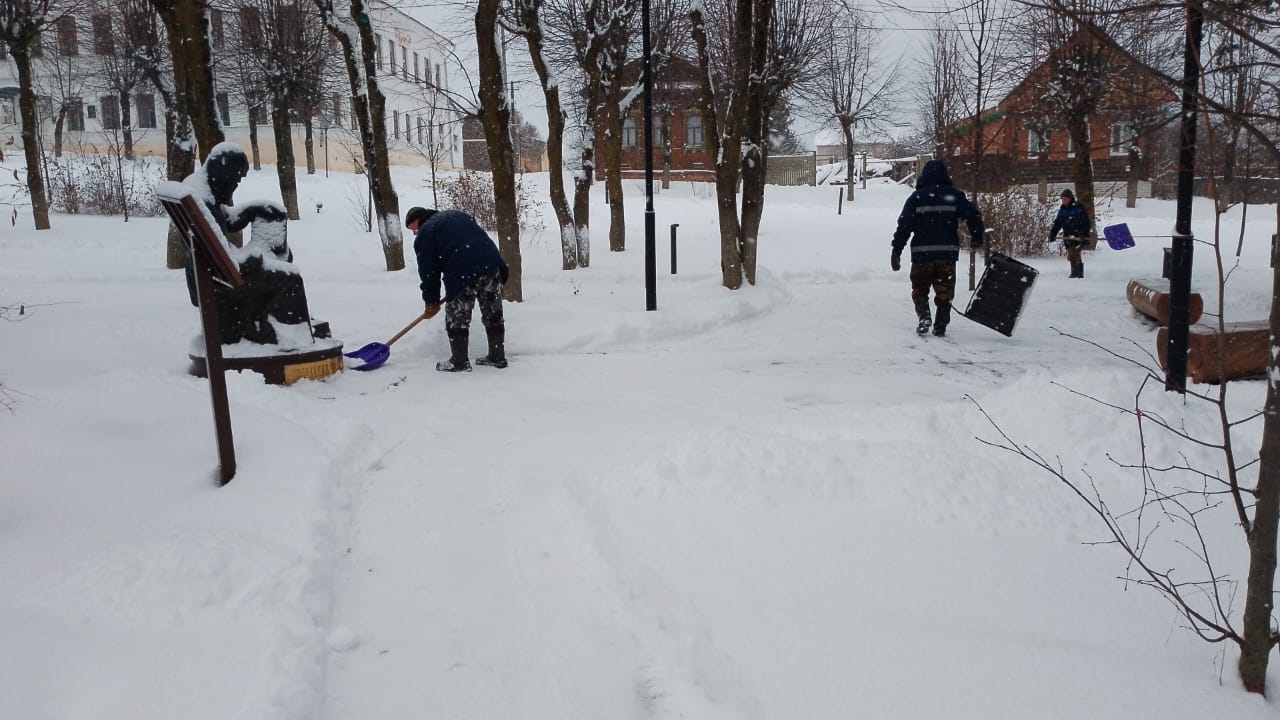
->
<box><xmin>386</xmin><ymin>313</ymin><xmax>429</xmax><ymax>347</ymax></box>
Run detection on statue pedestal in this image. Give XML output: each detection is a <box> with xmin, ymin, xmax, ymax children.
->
<box><xmin>189</xmin><ymin>336</ymin><xmax>344</xmax><ymax>385</ymax></box>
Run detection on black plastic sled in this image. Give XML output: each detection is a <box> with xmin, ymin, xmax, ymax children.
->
<box><xmin>958</xmin><ymin>252</ymin><xmax>1039</xmax><ymax>337</ymax></box>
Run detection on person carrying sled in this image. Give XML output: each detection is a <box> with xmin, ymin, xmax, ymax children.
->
<box><xmin>407</xmin><ymin>206</ymin><xmax>509</xmax><ymax>372</ymax></box>
<box><xmin>1048</xmin><ymin>188</ymin><xmax>1092</xmax><ymax>278</ymax></box>
<box><xmin>891</xmin><ymin>159</ymin><xmax>986</xmax><ymax>337</ymax></box>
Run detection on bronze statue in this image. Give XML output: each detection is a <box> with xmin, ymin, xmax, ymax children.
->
<box><xmin>184</xmin><ymin>143</ymin><xmax>318</xmax><ymax>347</ymax></box>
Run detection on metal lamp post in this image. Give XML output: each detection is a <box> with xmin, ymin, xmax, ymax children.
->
<box><xmin>642</xmin><ymin>0</ymin><xmax>656</xmax><ymax>311</ymax></box>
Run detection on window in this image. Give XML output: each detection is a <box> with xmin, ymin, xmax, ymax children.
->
<box><xmin>418</xmin><ymin>117</ymin><xmax>424</xmax><ymax>145</ymax></box>
<box><xmin>0</xmin><ymin>98</ymin><xmax>15</xmax><ymax>124</ymax></box>
<box><xmin>402</xmin><ymin>46</ymin><xmax>408</xmax><ymax>80</ymax></box>
<box><xmin>238</xmin><ymin>8</ymin><xmax>261</xmax><ymax>48</ymax></box>
<box><xmin>389</xmin><ymin>39</ymin><xmax>396</xmax><ymax>74</ymax></box>
<box><xmin>100</xmin><ymin>95</ymin><xmax>120</xmax><ymax>129</ymax></box>
<box><xmin>374</xmin><ymin>34</ymin><xmax>383</xmax><ymax>69</ymax></box>
<box><xmin>30</xmin><ymin>32</ymin><xmax>42</xmax><ymax>58</ymax></box>
<box><xmin>1110</xmin><ymin>123</ymin><xmax>1136</xmax><ymax>156</ymax></box>
<box><xmin>58</xmin><ymin>16</ymin><xmax>78</xmax><ymax>56</ymax></box>
<box><xmin>67</xmin><ymin>100</ymin><xmax>84</xmax><ymax>131</ymax></box>
<box><xmin>685</xmin><ymin>114</ymin><xmax>703</xmax><ymax>148</ymax></box>
<box><xmin>210</xmin><ymin>9</ymin><xmax>225</xmax><ymax>50</ymax></box>
<box><xmin>435</xmin><ymin>63</ymin><xmax>441</xmax><ymax>88</ymax></box>
<box><xmin>622</xmin><ymin>117</ymin><xmax>637</xmax><ymax>148</ymax></box>
<box><xmin>137</xmin><ymin>94</ymin><xmax>156</xmax><ymax>128</ymax></box>
<box><xmin>1026</xmin><ymin>129</ymin><xmax>1048</xmax><ymax>156</ymax></box>
<box><xmin>1067</xmin><ymin>124</ymin><xmax>1090</xmax><ymax>157</ymax></box>
<box><xmin>87</xmin><ymin>104</ymin><xmax>96</xmax><ymax>120</ymax></box>
<box><xmin>414</xmin><ymin>53</ymin><xmax>420</xmax><ymax>82</ymax></box>
<box><xmin>405</xmin><ymin>113</ymin><xmax>412</xmax><ymax>142</ymax></box>
<box><xmin>216</xmin><ymin>92</ymin><xmax>230</xmax><ymax>127</ymax></box>
<box><xmin>393</xmin><ymin>110</ymin><xmax>399</xmax><ymax>139</ymax></box>
<box><xmin>92</xmin><ymin>14</ymin><xmax>113</xmax><ymax>55</ymax></box>
<box><xmin>332</xmin><ymin>93</ymin><xmax>343</xmax><ymax>128</ymax></box>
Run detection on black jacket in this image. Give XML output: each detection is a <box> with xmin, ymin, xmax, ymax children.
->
<box><xmin>414</xmin><ymin>210</ymin><xmax>509</xmax><ymax>304</ymax></box>
<box><xmin>1050</xmin><ymin>201</ymin><xmax>1092</xmax><ymax>240</ymax></box>
<box><xmin>891</xmin><ymin>160</ymin><xmax>985</xmax><ymax>263</ymax></box>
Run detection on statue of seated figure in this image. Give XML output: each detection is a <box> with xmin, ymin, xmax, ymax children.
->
<box><xmin>183</xmin><ymin>143</ymin><xmax>319</xmax><ymax>348</ymax></box>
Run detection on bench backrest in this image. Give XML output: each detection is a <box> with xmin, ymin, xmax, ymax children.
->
<box><xmin>157</xmin><ymin>183</ymin><xmax>244</xmax><ymax>288</ymax></box>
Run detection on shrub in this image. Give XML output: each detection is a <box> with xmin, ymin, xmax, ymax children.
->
<box><xmin>45</xmin><ymin>153</ymin><xmax>165</xmax><ymax>217</ymax></box>
<box><xmin>976</xmin><ymin>188</ymin><xmax>1057</xmax><ymax>257</ymax></box>
<box><xmin>433</xmin><ymin>170</ymin><xmax>543</xmax><ymax>235</ymax></box>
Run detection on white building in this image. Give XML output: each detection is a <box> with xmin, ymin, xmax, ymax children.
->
<box><xmin>0</xmin><ymin>1</ymin><xmax>461</xmax><ymax>173</ymax></box>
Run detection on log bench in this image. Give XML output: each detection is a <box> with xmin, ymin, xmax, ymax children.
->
<box><xmin>1127</xmin><ymin>277</ymin><xmax>1203</xmax><ymax>325</ymax></box>
<box><xmin>1156</xmin><ymin>320</ymin><xmax>1269</xmax><ymax>383</ymax></box>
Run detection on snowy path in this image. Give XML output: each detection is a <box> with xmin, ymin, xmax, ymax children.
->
<box><xmin>312</xmin><ymin>275</ymin><xmax>1176</xmax><ymax>719</ymax></box>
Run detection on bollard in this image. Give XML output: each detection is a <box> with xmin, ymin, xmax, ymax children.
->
<box><xmin>670</xmin><ymin>223</ymin><xmax>679</xmax><ymax>274</ymax></box>
<box><xmin>838</xmin><ymin>186</ymin><xmax>844</xmax><ymax>215</ymax></box>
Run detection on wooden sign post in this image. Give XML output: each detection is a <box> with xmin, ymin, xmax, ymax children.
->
<box><xmin>158</xmin><ymin>185</ymin><xmax>244</xmax><ymax>486</ymax></box>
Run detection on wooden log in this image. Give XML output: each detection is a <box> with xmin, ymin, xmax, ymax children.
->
<box><xmin>1127</xmin><ymin>277</ymin><xmax>1203</xmax><ymax>325</ymax></box>
<box><xmin>1156</xmin><ymin>320</ymin><xmax>1269</xmax><ymax>383</ymax></box>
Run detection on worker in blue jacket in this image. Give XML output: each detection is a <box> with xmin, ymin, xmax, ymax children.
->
<box><xmin>407</xmin><ymin>207</ymin><xmax>509</xmax><ymax>371</ymax></box>
<box><xmin>891</xmin><ymin>159</ymin><xmax>986</xmax><ymax>337</ymax></box>
<box><xmin>1049</xmin><ymin>188</ymin><xmax>1093</xmax><ymax>278</ymax></box>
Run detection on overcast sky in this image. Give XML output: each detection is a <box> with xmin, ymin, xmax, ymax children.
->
<box><xmin>390</xmin><ymin>0</ymin><xmax>944</xmax><ymax>148</ymax></box>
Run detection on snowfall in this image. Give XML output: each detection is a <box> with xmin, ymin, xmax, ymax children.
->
<box><xmin>2</xmin><ymin>157</ymin><xmax>1279</xmax><ymax>720</ymax></box>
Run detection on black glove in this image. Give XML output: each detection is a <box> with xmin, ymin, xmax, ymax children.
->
<box><xmin>256</xmin><ymin>204</ymin><xmax>288</xmax><ymax>223</ymax></box>
<box><xmin>891</xmin><ymin>251</ymin><xmax>901</xmax><ymax>272</ymax></box>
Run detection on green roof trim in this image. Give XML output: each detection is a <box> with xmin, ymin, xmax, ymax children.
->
<box><xmin>954</xmin><ymin>109</ymin><xmax>1008</xmax><ymax>135</ymax></box>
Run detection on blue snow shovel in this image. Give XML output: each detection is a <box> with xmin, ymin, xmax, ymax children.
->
<box><xmin>1103</xmin><ymin>223</ymin><xmax>1136</xmax><ymax>250</ymax></box>
<box><xmin>344</xmin><ymin>312</ymin><xmax>429</xmax><ymax>371</ymax></box>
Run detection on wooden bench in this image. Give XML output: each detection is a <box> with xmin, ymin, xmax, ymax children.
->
<box><xmin>1157</xmin><ymin>320</ymin><xmax>1269</xmax><ymax>383</ymax></box>
<box><xmin>1127</xmin><ymin>277</ymin><xmax>1203</xmax><ymax>325</ymax></box>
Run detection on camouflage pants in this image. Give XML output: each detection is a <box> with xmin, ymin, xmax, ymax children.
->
<box><xmin>445</xmin><ymin>269</ymin><xmax>505</xmax><ymax>333</ymax></box>
<box><xmin>909</xmin><ymin>261</ymin><xmax>956</xmax><ymax>306</ymax></box>
<box><xmin>1064</xmin><ymin>238</ymin><xmax>1087</xmax><ymax>264</ymax></box>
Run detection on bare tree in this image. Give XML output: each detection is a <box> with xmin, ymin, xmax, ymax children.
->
<box><xmin>916</xmin><ymin>16</ymin><xmax>964</xmax><ymax>162</ymax></box>
<box><xmin>954</xmin><ymin>0</ymin><xmax>1013</xmax><ymax>199</ymax></box>
<box><xmin>149</xmin><ymin>0</ymin><xmax>225</xmax><ymax>158</ymax></box>
<box><xmin>312</xmin><ymin>0</ymin><xmax>404</xmax><ymax>272</ymax></box>
<box><xmin>34</xmin><ymin>14</ymin><xmax>91</xmax><ymax>158</ymax></box>
<box><xmin>0</xmin><ymin>0</ymin><xmax>68</xmax><ymax>229</ymax></box>
<box><xmin>689</xmin><ymin>0</ymin><xmax>772</xmax><ymax>289</ymax></box>
<box><xmin>803</xmin><ymin>1</ymin><xmax>897</xmax><ymax>197</ymax></box>
<box><xmin>89</xmin><ymin>1</ymin><xmax>148</xmax><ymax>160</ymax></box>
<box><xmin>476</xmin><ymin>0</ymin><xmax>523</xmax><ymax>298</ymax></box>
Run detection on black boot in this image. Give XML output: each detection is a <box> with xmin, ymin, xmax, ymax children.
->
<box><xmin>437</xmin><ymin>330</ymin><xmax>472</xmax><ymax>372</ymax></box>
<box><xmin>932</xmin><ymin>303</ymin><xmax>951</xmax><ymax>337</ymax></box>
<box><xmin>476</xmin><ymin>325</ymin><xmax>507</xmax><ymax>368</ymax></box>
<box><xmin>914</xmin><ymin>297</ymin><xmax>932</xmax><ymax>335</ymax></box>
<box><xmin>1073</xmin><ymin>261</ymin><xmax>1084</xmax><ymax>278</ymax></box>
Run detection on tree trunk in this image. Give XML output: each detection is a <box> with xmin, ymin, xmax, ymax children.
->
<box><xmin>12</xmin><ymin>49</ymin><xmax>50</xmax><ymax>230</ymax></box>
<box><xmin>572</xmin><ymin>148</ymin><xmax>592</xmax><ymax>265</ymax></box>
<box><xmin>476</xmin><ymin>0</ymin><xmax>522</xmax><ymax>300</ymax></box>
<box><xmin>272</xmin><ymin>101</ymin><xmax>300</xmax><ymax>220</ymax></box>
<box><xmin>842</xmin><ymin>120</ymin><xmax>855</xmax><ymax>200</ymax></box>
<box><xmin>163</xmin><ymin>105</ymin><xmax>196</xmax><ymax>268</ymax></box>
<box><xmin>1069</xmin><ymin>119</ymin><xmax>1096</xmax><ymax>238</ymax></box>
<box><xmin>155</xmin><ymin>0</ymin><xmax>225</xmax><ymax>160</ymax></box>
<box><xmin>1126</xmin><ymin>146</ymin><xmax>1140</xmax><ymax>209</ymax></box>
<box><xmin>1239</xmin><ymin>257</ymin><xmax>1280</xmax><ymax>695</ymax></box>
<box><xmin>120</xmin><ymin>90</ymin><xmax>134</xmax><ymax>160</ymax></box>
<box><xmin>519</xmin><ymin>3</ymin><xmax>577</xmax><ymax>270</ymax></box>
<box><xmin>603</xmin><ymin>69</ymin><xmax>624</xmax><ymax>256</ymax></box>
<box><xmin>248</xmin><ymin>107</ymin><xmax>261</xmax><ymax>170</ymax></box>
<box><xmin>303</xmin><ymin>114</ymin><xmax>316</xmax><ymax>175</ymax></box>
<box><xmin>314</xmin><ymin>0</ymin><xmax>403</xmax><ymax>271</ymax></box>
<box><xmin>53</xmin><ymin>110</ymin><xmax>65</xmax><ymax>158</ymax></box>
<box><xmin>1037</xmin><ymin>148</ymin><xmax>1049</xmax><ymax>203</ymax></box>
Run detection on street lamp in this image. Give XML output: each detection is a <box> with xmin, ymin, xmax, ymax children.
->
<box><xmin>315</xmin><ymin>113</ymin><xmax>332</xmax><ymax>178</ymax></box>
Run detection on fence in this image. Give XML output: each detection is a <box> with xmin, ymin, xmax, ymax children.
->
<box><xmin>766</xmin><ymin>152</ymin><xmax>817</xmax><ymax>186</ymax></box>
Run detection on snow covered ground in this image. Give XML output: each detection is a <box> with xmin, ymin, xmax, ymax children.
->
<box><xmin>2</xmin><ymin>163</ymin><xmax>1278</xmax><ymax>719</ymax></box>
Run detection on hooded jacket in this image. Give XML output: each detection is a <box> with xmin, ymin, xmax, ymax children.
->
<box><xmin>891</xmin><ymin>160</ymin><xmax>985</xmax><ymax>264</ymax></box>
<box><xmin>1050</xmin><ymin>200</ymin><xmax>1092</xmax><ymax>240</ymax></box>
<box><xmin>414</xmin><ymin>209</ymin><xmax>509</xmax><ymax>304</ymax></box>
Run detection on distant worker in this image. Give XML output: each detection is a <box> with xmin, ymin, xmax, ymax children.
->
<box><xmin>406</xmin><ymin>207</ymin><xmax>509</xmax><ymax>372</ymax></box>
<box><xmin>891</xmin><ymin>159</ymin><xmax>986</xmax><ymax>337</ymax></box>
<box><xmin>1049</xmin><ymin>188</ymin><xmax>1093</xmax><ymax>278</ymax></box>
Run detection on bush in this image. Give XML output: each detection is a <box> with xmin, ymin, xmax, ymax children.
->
<box><xmin>45</xmin><ymin>153</ymin><xmax>165</xmax><ymax>217</ymax></box>
<box><xmin>976</xmin><ymin>188</ymin><xmax>1057</xmax><ymax>257</ymax></box>
<box><xmin>433</xmin><ymin>170</ymin><xmax>543</xmax><ymax>235</ymax></box>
